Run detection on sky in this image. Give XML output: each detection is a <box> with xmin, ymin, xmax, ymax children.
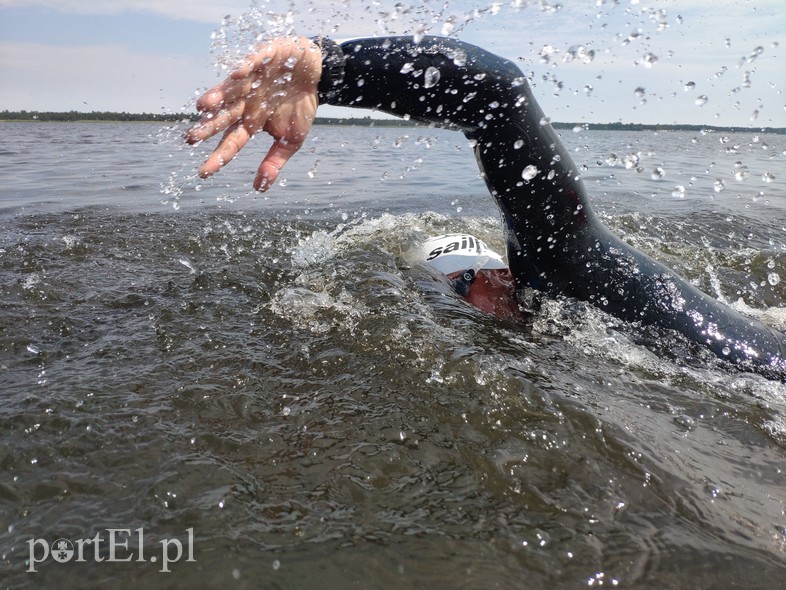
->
<box><xmin>0</xmin><ymin>0</ymin><xmax>784</xmax><ymax>127</ymax></box>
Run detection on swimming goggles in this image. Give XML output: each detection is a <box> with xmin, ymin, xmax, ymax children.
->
<box><xmin>451</xmin><ymin>255</ymin><xmax>489</xmax><ymax>297</ymax></box>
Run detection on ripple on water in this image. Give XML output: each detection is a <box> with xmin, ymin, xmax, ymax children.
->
<box><xmin>1</xmin><ymin>186</ymin><xmax>785</xmax><ymax>587</ymax></box>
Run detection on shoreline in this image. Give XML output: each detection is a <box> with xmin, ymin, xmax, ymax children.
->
<box><xmin>1</xmin><ymin>114</ymin><xmax>783</xmax><ymax>134</ymax></box>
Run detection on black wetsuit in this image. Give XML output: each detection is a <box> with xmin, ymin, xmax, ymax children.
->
<box><xmin>317</xmin><ymin>36</ymin><xmax>786</xmax><ymax>379</ymax></box>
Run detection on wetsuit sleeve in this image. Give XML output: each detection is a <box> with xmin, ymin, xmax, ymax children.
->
<box><xmin>315</xmin><ymin>36</ymin><xmax>346</xmax><ymax>104</ymax></box>
<box><xmin>317</xmin><ymin>36</ymin><xmax>786</xmax><ymax>379</ymax></box>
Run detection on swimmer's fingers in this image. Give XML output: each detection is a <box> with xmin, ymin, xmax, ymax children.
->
<box><xmin>186</xmin><ymin>57</ymin><xmax>274</xmax><ymax>144</ymax></box>
<box><xmin>230</xmin><ymin>40</ymin><xmax>280</xmax><ymax>81</ymax></box>
<box><xmin>186</xmin><ymin>36</ymin><xmax>321</xmax><ymax>186</ymax></box>
<box><xmin>197</xmin><ymin>122</ymin><xmax>254</xmax><ymax>179</ymax></box>
<box><xmin>254</xmin><ymin>138</ymin><xmax>303</xmax><ymax>192</ymax></box>
<box><xmin>189</xmin><ymin>38</ymin><xmax>297</xmax><ymax>119</ymax></box>
<box><xmin>186</xmin><ymin>99</ymin><xmax>248</xmax><ymax>145</ymax></box>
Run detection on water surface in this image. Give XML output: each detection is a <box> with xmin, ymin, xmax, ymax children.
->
<box><xmin>1</xmin><ymin>122</ymin><xmax>785</xmax><ymax>589</ymax></box>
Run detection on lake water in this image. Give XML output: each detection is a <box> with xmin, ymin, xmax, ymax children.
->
<box><xmin>1</xmin><ymin>121</ymin><xmax>785</xmax><ymax>588</ymax></box>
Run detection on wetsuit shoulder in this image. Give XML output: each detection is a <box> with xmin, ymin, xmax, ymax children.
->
<box><xmin>317</xmin><ymin>36</ymin><xmax>786</xmax><ymax>379</ymax></box>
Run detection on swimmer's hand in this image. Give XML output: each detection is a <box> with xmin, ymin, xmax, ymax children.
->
<box><xmin>185</xmin><ymin>36</ymin><xmax>321</xmax><ymax>191</ymax></box>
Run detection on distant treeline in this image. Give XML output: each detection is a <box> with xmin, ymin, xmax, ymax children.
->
<box><xmin>0</xmin><ymin>110</ymin><xmax>424</xmax><ymax>127</ymax></box>
<box><xmin>1</xmin><ymin>110</ymin><xmax>783</xmax><ymax>134</ymax></box>
<box><xmin>1</xmin><ymin>110</ymin><xmax>193</xmax><ymax>122</ymax></box>
<box><xmin>551</xmin><ymin>122</ymin><xmax>785</xmax><ymax>134</ymax></box>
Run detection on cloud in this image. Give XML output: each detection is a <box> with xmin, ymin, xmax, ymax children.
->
<box><xmin>0</xmin><ymin>0</ymin><xmax>590</xmax><ymax>36</ymax></box>
<box><xmin>0</xmin><ymin>0</ymin><xmax>249</xmax><ymax>23</ymax></box>
<box><xmin>0</xmin><ymin>41</ymin><xmax>213</xmax><ymax>112</ymax></box>
<box><xmin>1</xmin><ymin>0</ymin><xmax>782</xmax><ymax>125</ymax></box>
<box><xmin>453</xmin><ymin>0</ymin><xmax>785</xmax><ymax>126</ymax></box>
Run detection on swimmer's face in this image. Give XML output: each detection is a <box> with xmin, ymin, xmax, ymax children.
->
<box><xmin>448</xmin><ymin>268</ymin><xmax>521</xmax><ymax>320</ymax></box>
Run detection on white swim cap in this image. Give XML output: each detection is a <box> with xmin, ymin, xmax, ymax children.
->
<box><xmin>421</xmin><ymin>234</ymin><xmax>507</xmax><ymax>275</ymax></box>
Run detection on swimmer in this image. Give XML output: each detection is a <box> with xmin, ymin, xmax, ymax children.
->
<box><xmin>185</xmin><ymin>35</ymin><xmax>785</xmax><ymax>379</ymax></box>
<box><xmin>421</xmin><ymin>233</ymin><xmax>521</xmax><ymax>321</ymax></box>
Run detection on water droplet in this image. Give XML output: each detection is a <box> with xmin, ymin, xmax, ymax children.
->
<box><xmin>522</xmin><ymin>165</ymin><xmax>539</xmax><ymax>181</ymax></box>
<box><xmin>423</xmin><ymin>66</ymin><xmax>440</xmax><ymax>88</ymax></box>
<box><xmin>695</xmin><ymin>95</ymin><xmax>708</xmax><ymax>107</ymax></box>
<box><xmin>634</xmin><ymin>87</ymin><xmax>646</xmax><ymax>98</ymax></box>
<box><xmin>683</xmin><ymin>81</ymin><xmax>696</xmax><ymax>91</ymax></box>
<box><xmin>448</xmin><ymin>48</ymin><xmax>467</xmax><ymax>67</ymax></box>
<box><xmin>513</xmin><ymin>139</ymin><xmax>524</xmax><ymax>149</ymax></box>
<box><xmin>762</xmin><ymin>172</ymin><xmax>775</xmax><ymax>183</ymax></box>
<box><xmin>674</xmin><ymin>415</ymin><xmax>695</xmax><ymax>429</ymax></box>
<box><xmin>641</xmin><ymin>53</ymin><xmax>658</xmax><ymax>68</ymax></box>
<box><xmin>706</xmin><ymin>484</ymin><xmax>721</xmax><ymax>499</ymax></box>
<box><xmin>563</xmin><ymin>45</ymin><xmax>595</xmax><ymax>64</ymax></box>
<box><xmin>713</xmin><ymin>179</ymin><xmax>726</xmax><ymax>192</ymax></box>
<box><xmin>282</xmin><ymin>406</ymin><xmax>291</xmax><ymax>416</ymax></box>
<box><xmin>400</xmin><ymin>62</ymin><xmax>414</xmax><ymax>74</ymax></box>
<box><xmin>651</xmin><ymin>167</ymin><xmax>665</xmax><ymax>180</ymax></box>
<box><xmin>441</xmin><ymin>18</ymin><xmax>456</xmax><ymax>36</ymax></box>
<box><xmin>272</xmin><ymin>559</ymin><xmax>281</xmax><ymax>570</ymax></box>
<box><xmin>179</xmin><ymin>258</ymin><xmax>197</xmax><ymax>274</ymax></box>
<box><xmin>538</xmin><ymin>45</ymin><xmax>557</xmax><ymax>63</ymax></box>
<box><xmin>768</xmin><ymin>273</ymin><xmax>780</xmax><ymax>286</ymax></box>
<box><xmin>26</xmin><ymin>344</ymin><xmax>40</xmax><ymax>355</ymax></box>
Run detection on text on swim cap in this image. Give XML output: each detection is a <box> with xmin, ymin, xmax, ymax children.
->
<box><xmin>426</xmin><ymin>236</ymin><xmax>484</xmax><ymax>260</ymax></box>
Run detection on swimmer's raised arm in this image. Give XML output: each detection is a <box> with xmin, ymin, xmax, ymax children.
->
<box><xmin>185</xmin><ymin>36</ymin><xmax>322</xmax><ymax>191</ymax></box>
<box><xmin>185</xmin><ymin>35</ymin><xmax>785</xmax><ymax>378</ymax></box>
